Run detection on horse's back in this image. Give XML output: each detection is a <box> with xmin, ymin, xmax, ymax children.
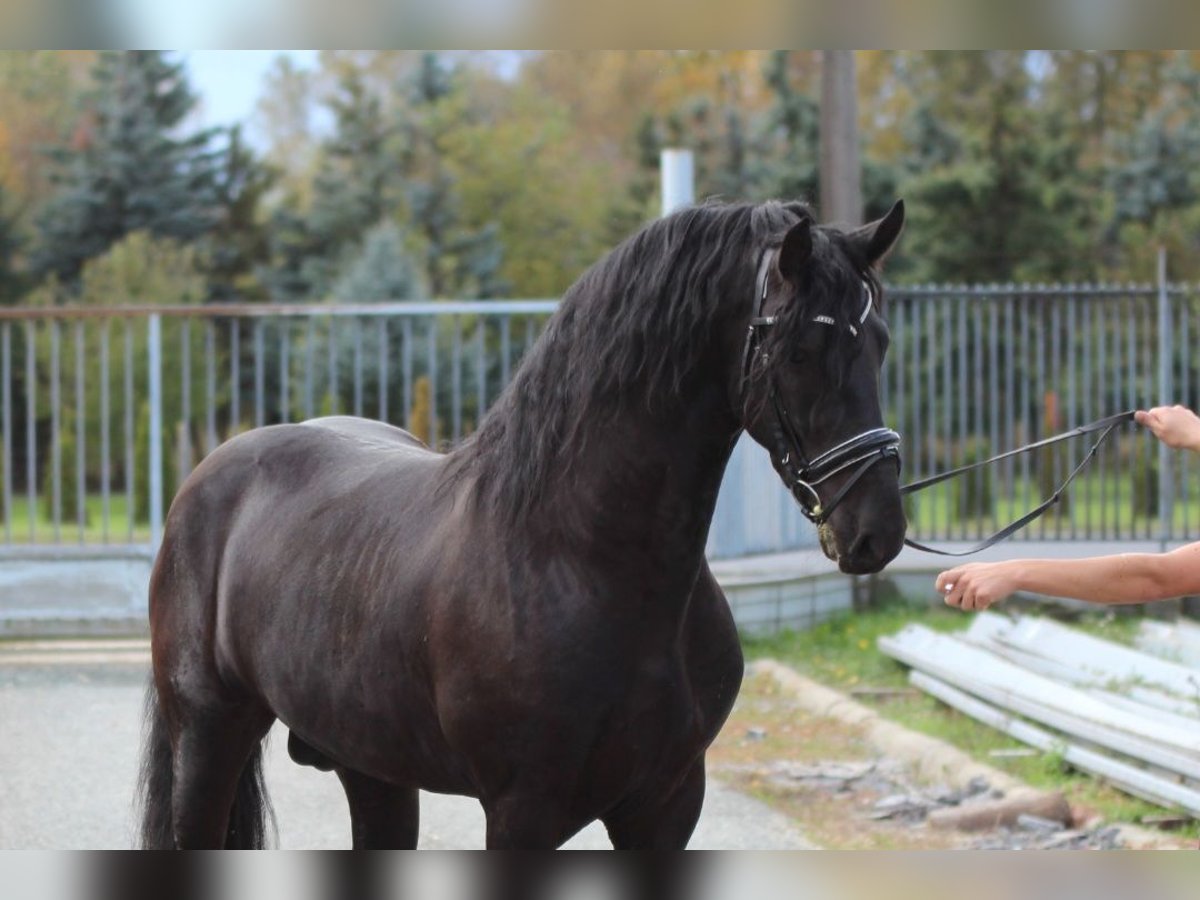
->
<box><xmin>298</xmin><ymin>415</ymin><xmax>432</xmax><ymax>453</ymax></box>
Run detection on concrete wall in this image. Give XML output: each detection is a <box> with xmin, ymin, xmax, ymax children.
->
<box><xmin>0</xmin><ymin>549</ymin><xmax>154</xmax><ymax>637</ymax></box>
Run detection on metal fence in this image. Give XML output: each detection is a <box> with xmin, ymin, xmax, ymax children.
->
<box><xmin>0</xmin><ymin>284</ymin><xmax>1195</xmax><ymax>560</ymax></box>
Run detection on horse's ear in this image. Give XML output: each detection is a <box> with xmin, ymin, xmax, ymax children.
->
<box><xmin>852</xmin><ymin>199</ymin><xmax>905</xmax><ymax>268</ymax></box>
<box><xmin>777</xmin><ymin>218</ymin><xmax>813</xmax><ymax>284</ymax></box>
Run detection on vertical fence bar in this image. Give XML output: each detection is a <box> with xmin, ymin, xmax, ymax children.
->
<box><xmin>1050</xmin><ymin>300</ymin><xmax>1061</xmax><ymax>539</ymax></box>
<box><xmin>101</xmin><ymin>321</ymin><xmax>110</xmax><ymax>541</ymax></box>
<box><xmin>1036</xmin><ymin>294</ymin><xmax>1048</xmax><ymax>538</ymax></box>
<box><xmin>452</xmin><ymin>315</ymin><xmax>462</xmax><ymax>442</ymax></box>
<box><xmin>25</xmin><ymin>321</ymin><xmax>36</xmax><ymax>540</ymax></box>
<box><xmin>1066</xmin><ymin>295</ymin><xmax>1078</xmax><ymax>539</ymax></box>
<box><xmin>927</xmin><ymin>297</ymin><xmax>940</xmax><ymax>537</ymax></box>
<box><xmin>1020</xmin><ymin>293</ymin><xmax>1032</xmax><ymax>529</ymax></box>
<box><xmin>1082</xmin><ymin>297</ymin><xmax>1093</xmax><ymax>538</ymax></box>
<box><xmin>26</xmin><ymin>322</ymin><xmax>36</xmax><ymax>543</ymax></box>
<box><xmin>957</xmin><ymin>294</ymin><xmax>969</xmax><ymax>539</ymax></box>
<box><xmin>148</xmin><ymin>314</ymin><xmax>164</xmax><ymax>548</ymax></box>
<box><xmin>230</xmin><ymin>319</ymin><xmax>240</xmax><ymax>434</ymax></box>
<box><xmin>941</xmin><ymin>296</ymin><xmax>952</xmax><ymax>538</ymax></box>
<box><xmin>1180</xmin><ymin>289</ymin><xmax>1190</xmax><ymax>537</ymax></box>
<box><xmin>205</xmin><ymin>320</ymin><xmax>217</xmax><ymax>454</ymax></box>
<box><xmin>304</xmin><ymin>317</ymin><xmax>315</xmax><ymax>419</ymax></box>
<box><xmin>987</xmin><ymin>300</ymin><xmax>999</xmax><ymax>531</ymax></box>
<box><xmin>50</xmin><ymin>320</ymin><xmax>61</xmax><ymax>541</ymax></box>
<box><xmin>500</xmin><ymin>315</ymin><xmax>511</xmax><ymax>388</ymax></box>
<box><xmin>971</xmin><ymin>295</ymin><xmax>983</xmax><ymax>539</ymax></box>
<box><xmin>1158</xmin><ymin>250</ymin><xmax>1173</xmax><ymax>546</ymax></box>
<box><xmin>327</xmin><ymin>315</ymin><xmax>338</xmax><ymax>416</ymax></box>
<box><xmin>124</xmin><ymin>320</ymin><xmax>134</xmax><ymax>543</ymax></box>
<box><xmin>1105</xmin><ymin>296</ymin><xmax>1118</xmax><ymax>537</ymax></box>
<box><xmin>427</xmin><ymin>318</ymin><xmax>438</xmax><ymax>446</ymax></box>
<box><xmin>280</xmin><ymin>320</ymin><xmax>291</xmax><ymax>423</ymax></box>
<box><xmin>352</xmin><ymin>317</ymin><xmax>363</xmax><ymax>418</ymax></box>
<box><xmin>1126</xmin><ymin>293</ymin><xmax>1138</xmax><ymax>538</ymax></box>
<box><xmin>403</xmin><ymin>318</ymin><xmax>413</xmax><ymax>425</ymax></box>
<box><xmin>2</xmin><ymin>323</ymin><xmax>10</xmax><ymax>543</ymax></box>
<box><xmin>75</xmin><ymin>321</ymin><xmax>85</xmax><ymax>542</ymax></box>
<box><xmin>1004</xmin><ymin>296</ymin><xmax>1015</xmax><ymax>503</ymax></box>
<box><xmin>908</xmin><ymin>298</ymin><xmax>922</xmax><ymax>485</ymax></box>
<box><xmin>254</xmin><ymin>318</ymin><xmax>265</xmax><ymax>428</ymax></box>
<box><xmin>180</xmin><ymin>319</ymin><xmax>191</xmax><ymax>481</ymax></box>
<box><xmin>476</xmin><ymin>319</ymin><xmax>486</xmax><ymax>426</ymax></box>
<box><xmin>377</xmin><ymin>318</ymin><xmax>388</xmax><ymax>422</ymax></box>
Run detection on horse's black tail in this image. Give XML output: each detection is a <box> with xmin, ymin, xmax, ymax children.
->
<box><xmin>137</xmin><ymin>682</ymin><xmax>275</xmax><ymax>849</ymax></box>
<box><xmin>224</xmin><ymin>739</ymin><xmax>274</xmax><ymax>850</ymax></box>
<box><xmin>137</xmin><ymin>682</ymin><xmax>176</xmax><ymax>849</ymax></box>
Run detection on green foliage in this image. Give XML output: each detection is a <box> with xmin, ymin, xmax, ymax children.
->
<box><xmin>40</xmin><ymin>414</ymin><xmax>89</xmax><ymax>526</ymax></box>
<box><xmin>31</xmin><ymin>51</ymin><xmax>226</xmax><ymax>286</ymax></box>
<box><xmin>331</xmin><ymin>221</ymin><xmax>426</xmax><ymax>302</ymax></box>
<box><xmin>133</xmin><ymin>400</ymin><xmax>180</xmax><ymax>524</ymax></box>
<box><xmin>952</xmin><ymin>438</ymin><xmax>995</xmax><ymax>519</ymax></box>
<box><xmin>0</xmin><ymin>184</ymin><xmax>22</xmax><ymax>303</ymax></box>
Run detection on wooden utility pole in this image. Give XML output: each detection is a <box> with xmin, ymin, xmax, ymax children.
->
<box><xmin>820</xmin><ymin>50</ymin><xmax>863</xmax><ymax>226</ymax></box>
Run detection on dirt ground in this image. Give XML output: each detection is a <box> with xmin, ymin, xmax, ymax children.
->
<box><xmin>707</xmin><ymin>668</ymin><xmax>1192</xmax><ymax>850</ymax></box>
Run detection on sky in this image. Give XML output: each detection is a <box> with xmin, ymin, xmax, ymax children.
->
<box><xmin>180</xmin><ymin>50</ymin><xmax>319</xmax><ymax>132</ymax></box>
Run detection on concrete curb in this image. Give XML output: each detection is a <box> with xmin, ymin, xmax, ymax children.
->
<box><xmin>753</xmin><ymin>659</ymin><xmax>1028</xmax><ymax>793</ymax></box>
<box><xmin>751</xmin><ymin>659</ymin><xmax>1176</xmax><ymax>849</ymax></box>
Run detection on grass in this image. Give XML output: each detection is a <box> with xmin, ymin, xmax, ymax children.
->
<box><xmin>742</xmin><ymin>603</ymin><xmax>1200</xmax><ymax>840</ymax></box>
<box><xmin>905</xmin><ymin>471</ymin><xmax>1200</xmax><ymax>540</ymax></box>
<box><xmin>1</xmin><ymin>494</ymin><xmax>151</xmax><ymax>544</ymax></box>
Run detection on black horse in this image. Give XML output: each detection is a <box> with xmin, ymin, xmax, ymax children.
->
<box><xmin>138</xmin><ymin>198</ymin><xmax>908</xmax><ymax>849</ymax></box>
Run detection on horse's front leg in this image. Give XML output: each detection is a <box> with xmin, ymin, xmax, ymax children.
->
<box><xmin>335</xmin><ymin>767</ymin><xmax>420</xmax><ymax>849</ymax></box>
<box><xmin>483</xmin><ymin>789</ymin><xmax>579</xmax><ymax>849</ymax></box>
<box><xmin>601</xmin><ymin>761</ymin><xmax>706</xmax><ymax>850</ymax></box>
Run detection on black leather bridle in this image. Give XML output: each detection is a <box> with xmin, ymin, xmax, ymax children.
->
<box><xmin>740</xmin><ymin>250</ymin><xmax>902</xmax><ymax>526</ymax></box>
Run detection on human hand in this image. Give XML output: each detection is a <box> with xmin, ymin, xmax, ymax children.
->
<box><xmin>935</xmin><ymin>563</ymin><xmax>1019</xmax><ymax>612</ymax></box>
<box><xmin>1135</xmin><ymin>405</ymin><xmax>1200</xmax><ymax>452</ymax></box>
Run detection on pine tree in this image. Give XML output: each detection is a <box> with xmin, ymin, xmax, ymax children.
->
<box><xmin>331</xmin><ymin>220</ymin><xmax>426</xmax><ymax>302</ymax></box>
<box><xmin>401</xmin><ymin>53</ymin><xmax>507</xmax><ymax>299</ymax></box>
<box><xmin>204</xmin><ymin>126</ymin><xmax>275</xmax><ymax>302</ymax></box>
<box><xmin>0</xmin><ymin>185</ymin><xmax>22</xmax><ymax>303</ymax></box>
<box><xmin>31</xmin><ymin>51</ymin><xmax>225</xmax><ymax>285</ymax></box>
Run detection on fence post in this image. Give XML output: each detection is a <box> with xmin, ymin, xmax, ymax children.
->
<box><xmin>1158</xmin><ymin>248</ymin><xmax>1173</xmax><ymax>547</ymax></box>
<box><xmin>149</xmin><ymin>313</ymin><xmax>164</xmax><ymax>550</ymax></box>
<box><xmin>660</xmin><ymin>149</ymin><xmax>694</xmax><ymax>217</ymax></box>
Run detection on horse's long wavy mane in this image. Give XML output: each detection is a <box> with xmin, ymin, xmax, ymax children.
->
<box><xmin>443</xmin><ymin>199</ymin><xmax>881</xmax><ymax>523</ymax></box>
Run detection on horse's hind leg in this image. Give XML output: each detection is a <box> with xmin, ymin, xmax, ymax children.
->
<box><xmin>171</xmin><ymin>707</ymin><xmax>275</xmax><ymax>849</ymax></box>
<box><xmin>335</xmin><ymin>767</ymin><xmax>419</xmax><ymax>849</ymax></box>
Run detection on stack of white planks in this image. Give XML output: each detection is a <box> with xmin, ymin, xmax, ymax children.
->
<box><xmin>878</xmin><ymin>613</ymin><xmax>1200</xmax><ymax>816</ymax></box>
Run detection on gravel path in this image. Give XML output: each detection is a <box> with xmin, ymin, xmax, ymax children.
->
<box><xmin>0</xmin><ymin>643</ymin><xmax>812</xmax><ymax>849</ymax></box>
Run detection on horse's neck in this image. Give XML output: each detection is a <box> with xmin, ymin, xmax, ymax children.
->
<box><xmin>543</xmin><ymin>380</ymin><xmax>742</xmax><ymax>590</ymax></box>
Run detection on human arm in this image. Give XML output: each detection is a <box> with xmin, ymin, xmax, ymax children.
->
<box><xmin>936</xmin><ymin>541</ymin><xmax>1200</xmax><ymax>611</ymax></box>
<box><xmin>1135</xmin><ymin>405</ymin><xmax>1200</xmax><ymax>452</ymax></box>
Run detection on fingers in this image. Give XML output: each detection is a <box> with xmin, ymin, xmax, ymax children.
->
<box><xmin>937</xmin><ymin>567</ymin><xmax>994</xmax><ymax>611</ymax></box>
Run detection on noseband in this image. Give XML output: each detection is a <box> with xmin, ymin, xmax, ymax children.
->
<box><xmin>740</xmin><ymin>250</ymin><xmax>901</xmax><ymax>525</ymax></box>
